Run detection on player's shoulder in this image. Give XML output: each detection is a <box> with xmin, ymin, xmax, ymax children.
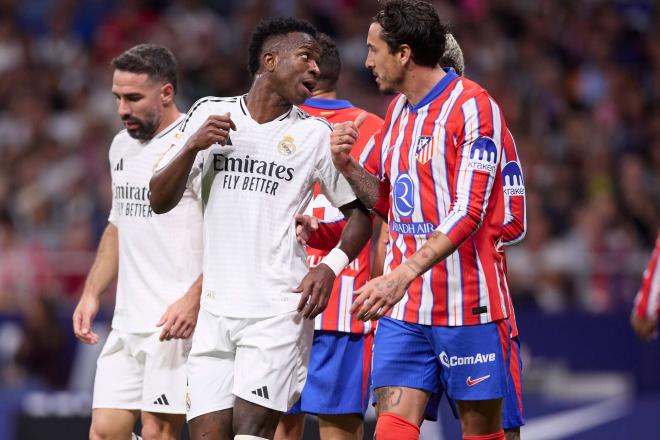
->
<box><xmin>453</xmin><ymin>77</ymin><xmax>495</xmax><ymax>107</ymax></box>
<box><xmin>109</xmin><ymin>129</ymin><xmax>134</xmax><ymax>161</ymax></box>
<box><xmin>292</xmin><ymin>106</ymin><xmax>333</xmax><ymax>132</ymax></box>
<box><xmin>181</xmin><ymin>95</ymin><xmax>241</xmax><ymax>130</ymax></box>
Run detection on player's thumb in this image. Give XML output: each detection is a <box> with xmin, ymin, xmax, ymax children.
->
<box><xmin>354</xmin><ymin>111</ymin><xmax>368</xmax><ymax>129</ymax></box>
<box><xmin>225</xmin><ymin>112</ymin><xmax>237</xmax><ymax>130</ymax></box>
<box><xmin>81</xmin><ymin>313</ymin><xmax>91</xmax><ymax>334</ymax></box>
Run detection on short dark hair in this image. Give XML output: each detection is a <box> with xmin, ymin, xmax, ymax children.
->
<box><xmin>247</xmin><ymin>17</ymin><xmax>318</xmax><ymax>76</ymax></box>
<box><xmin>111</xmin><ymin>44</ymin><xmax>179</xmax><ymax>93</ymax></box>
<box><xmin>374</xmin><ymin>0</ymin><xmax>447</xmax><ymax>68</ymax></box>
<box><xmin>316</xmin><ymin>33</ymin><xmax>341</xmax><ymax>90</ymax></box>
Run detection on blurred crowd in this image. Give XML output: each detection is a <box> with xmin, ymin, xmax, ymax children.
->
<box><xmin>0</xmin><ymin>0</ymin><xmax>658</xmax><ymax>333</ymax></box>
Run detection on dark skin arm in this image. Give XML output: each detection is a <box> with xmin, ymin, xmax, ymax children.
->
<box><xmin>295</xmin><ymin>199</ymin><xmax>372</xmax><ymax>319</ymax></box>
<box><xmin>149</xmin><ymin>114</ymin><xmax>236</xmax><ymax>213</ymax></box>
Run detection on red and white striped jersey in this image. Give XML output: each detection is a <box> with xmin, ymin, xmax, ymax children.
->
<box><xmin>301</xmin><ymin>98</ymin><xmax>383</xmax><ymax>334</ymax></box>
<box><xmin>360</xmin><ymin>70</ymin><xmax>511</xmax><ymax>326</ymax></box>
<box><xmin>633</xmin><ymin>230</ymin><xmax>660</xmax><ymax>320</ymax></box>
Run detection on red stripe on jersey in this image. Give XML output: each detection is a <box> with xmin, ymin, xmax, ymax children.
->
<box><xmin>301</xmin><ymin>103</ymin><xmax>384</xmax><ymax>334</ymax></box>
<box><xmin>633</xmin><ymin>230</ymin><xmax>660</xmax><ymax>319</ymax></box>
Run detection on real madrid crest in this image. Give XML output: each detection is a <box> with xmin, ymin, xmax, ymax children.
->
<box><xmin>278</xmin><ymin>135</ymin><xmax>296</xmax><ymax>156</ymax></box>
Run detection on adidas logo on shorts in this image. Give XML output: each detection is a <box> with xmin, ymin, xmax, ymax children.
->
<box><xmin>153</xmin><ymin>394</ymin><xmax>170</xmax><ymax>405</ymax></box>
<box><xmin>251</xmin><ymin>386</ymin><xmax>269</xmax><ymax>399</ymax></box>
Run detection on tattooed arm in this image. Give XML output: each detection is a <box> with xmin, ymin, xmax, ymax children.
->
<box><xmin>349</xmin><ymin>230</ymin><xmax>457</xmax><ymax>321</ymax></box>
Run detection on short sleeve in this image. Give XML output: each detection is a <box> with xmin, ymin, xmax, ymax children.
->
<box><xmin>315</xmin><ymin>128</ymin><xmax>357</xmax><ymax>208</ymax></box>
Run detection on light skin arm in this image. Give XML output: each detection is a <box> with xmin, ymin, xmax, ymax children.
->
<box><xmin>331</xmin><ymin>113</ymin><xmax>382</xmax><ymax>210</ymax></box>
<box><xmin>72</xmin><ymin>223</ymin><xmax>119</xmax><ymax>344</ymax></box>
<box><xmin>157</xmin><ymin>274</ymin><xmax>203</xmax><ymax>341</ymax></box>
<box><xmin>149</xmin><ymin>114</ymin><xmax>236</xmax><ymax>214</ymax></box>
<box><xmin>295</xmin><ymin>200</ymin><xmax>372</xmax><ymax>319</ymax></box>
<box><xmin>350</xmin><ymin>230</ymin><xmax>457</xmax><ymax>320</ymax></box>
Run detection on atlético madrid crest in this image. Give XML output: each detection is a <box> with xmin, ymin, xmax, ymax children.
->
<box><xmin>415</xmin><ymin>135</ymin><xmax>438</xmax><ymax>164</ymax></box>
<box><xmin>278</xmin><ymin>135</ymin><xmax>296</xmax><ymax>156</ymax></box>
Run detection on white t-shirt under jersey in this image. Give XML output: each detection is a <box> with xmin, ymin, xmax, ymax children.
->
<box><xmin>109</xmin><ymin>115</ymin><xmax>203</xmax><ymax>332</ymax></box>
<box><xmin>159</xmin><ymin>95</ymin><xmax>356</xmax><ymax>318</ymax></box>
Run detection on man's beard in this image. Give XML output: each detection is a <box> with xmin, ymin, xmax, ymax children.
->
<box><xmin>123</xmin><ymin>116</ymin><xmax>159</xmax><ymax>142</ymax></box>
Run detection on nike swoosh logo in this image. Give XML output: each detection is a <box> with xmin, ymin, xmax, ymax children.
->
<box><xmin>466</xmin><ymin>375</ymin><xmax>491</xmax><ymax>386</ymax></box>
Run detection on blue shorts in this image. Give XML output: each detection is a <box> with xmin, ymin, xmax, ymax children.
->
<box><xmin>372</xmin><ymin>317</ymin><xmax>510</xmax><ymax>402</ymax></box>
<box><xmin>288</xmin><ymin>330</ymin><xmax>372</xmax><ymax>416</ymax></box>
<box><xmin>420</xmin><ymin>336</ymin><xmax>524</xmax><ymax>429</ymax></box>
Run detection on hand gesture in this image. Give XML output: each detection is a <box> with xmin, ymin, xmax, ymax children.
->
<box><xmin>294</xmin><ymin>214</ymin><xmax>319</xmax><ymax>245</ymax></box>
<box><xmin>156</xmin><ymin>291</ymin><xmax>200</xmax><ymax>341</ymax></box>
<box><xmin>186</xmin><ymin>113</ymin><xmax>236</xmax><ymax>151</ymax></box>
<box><xmin>330</xmin><ymin>112</ymin><xmax>367</xmax><ymax>172</ymax></box>
<box><xmin>350</xmin><ymin>271</ymin><xmax>409</xmax><ymax>321</ymax></box>
<box><xmin>72</xmin><ymin>294</ymin><xmax>101</xmax><ymax>344</ymax></box>
<box><xmin>294</xmin><ymin>264</ymin><xmax>335</xmax><ymax>319</ymax></box>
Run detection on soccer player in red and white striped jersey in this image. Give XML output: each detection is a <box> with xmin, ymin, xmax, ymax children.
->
<box><xmin>330</xmin><ymin>2</ymin><xmax>515</xmax><ymax>439</ymax></box>
<box><xmin>631</xmin><ymin>229</ymin><xmax>660</xmax><ymax>341</ymax></box>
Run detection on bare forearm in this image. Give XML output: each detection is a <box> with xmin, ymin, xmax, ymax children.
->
<box><xmin>371</xmin><ymin>217</ymin><xmax>388</xmax><ymax>278</ymax></box>
<box><xmin>400</xmin><ymin>230</ymin><xmax>457</xmax><ymax>281</ymax></box>
<box><xmin>82</xmin><ymin>224</ymin><xmax>119</xmax><ymax>298</ymax></box>
<box><xmin>186</xmin><ymin>274</ymin><xmax>203</xmax><ymax>299</ymax></box>
<box><xmin>337</xmin><ymin>201</ymin><xmax>372</xmax><ymax>261</ymax></box>
<box><xmin>340</xmin><ymin>158</ymin><xmax>382</xmax><ymax>210</ymax></box>
<box><xmin>149</xmin><ymin>144</ymin><xmax>198</xmax><ymax>214</ymax></box>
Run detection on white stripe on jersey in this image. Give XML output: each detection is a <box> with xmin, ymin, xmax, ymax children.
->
<box><xmin>338</xmin><ymin>275</ymin><xmax>355</xmax><ymax>332</ymax></box>
<box><xmin>494</xmin><ymin>261</ymin><xmax>508</xmax><ymax>320</ymax></box>
<box><xmin>473</xmin><ymin>242</ymin><xmax>492</xmax><ymax>323</ymax></box>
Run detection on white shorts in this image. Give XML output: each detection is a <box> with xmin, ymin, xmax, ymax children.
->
<box><xmin>92</xmin><ymin>329</ymin><xmax>191</xmax><ymax>414</ymax></box>
<box><xmin>186</xmin><ymin>308</ymin><xmax>314</xmax><ymax>420</ymax></box>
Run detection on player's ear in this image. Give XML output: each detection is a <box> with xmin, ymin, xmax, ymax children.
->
<box><xmin>160</xmin><ymin>83</ymin><xmax>175</xmax><ymax>106</ymax></box>
<box><xmin>263</xmin><ymin>51</ymin><xmax>277</xmax><ymax>73</ymax></box>
<box><xmin>398</xmin><ymin>44</ymin><xmax>412</xmax><ymax>67</ymax></box>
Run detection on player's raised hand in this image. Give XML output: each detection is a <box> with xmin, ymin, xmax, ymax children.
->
<box><xmin>72</xmin><ymin>294</ymin><xmax>101</xmax><ymax>344</ymax></box>
<box><xmin>185</xmin><ymin>113</ymin><xmax>236</xmax><ymax>151</ymax></box>
<box><xmin>295</xmin><ymin>214</ymin><xmax>319</xmax><ymax>245</ymax></box>
<box><xmin>330</xmin><ymin>111</ymin><xmax>367</xmax><ymax>172</ymax></box>
<box><xmin>157</xmin><ymin>290</ymin><xmax>200</xmax><ymax>341</ymax></box>
<box><xmin>350</xmin><ymin>271</ymin><xmax>408</xmax><ymax>321</ymax></box>
<box><xmin>294</xmin><ymin>264</ymin><xmax>335</xmax><ymax>319</ymax></box>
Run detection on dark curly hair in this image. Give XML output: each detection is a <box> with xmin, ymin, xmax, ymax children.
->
<box><xmin>247</xmin><ymin>17</ymin><xmax>318</xmax><ymax>76</ymax></box>
<box><xmin>316</xmin><ymin>33</ymin><xmax>341</xmax><ymax>90</ymax></box>
<box><xmin>374</xmin><ymin>0</ymin><xmax>447</xmax><ymax>68</ymax></box>
<box><xmin>111</xmin><ymin>44</ymin><xmax>178</xmax><ymax>93</ymax></box>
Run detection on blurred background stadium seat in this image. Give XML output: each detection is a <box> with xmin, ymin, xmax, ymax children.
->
<box><xmin>0</xmin><ymin>0</ymin><xmax>658</xmax><ymax>439</ymax></box>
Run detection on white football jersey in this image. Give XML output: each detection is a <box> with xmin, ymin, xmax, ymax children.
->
<box><xmin>159</xmin><ymin>95</ymin><xmax>356</xmax><ymax>318</ymax></box>
<box><xmin>109</xmin><ymin>115</ymin><xmax>203</xmax><ymax>332</ymax></box>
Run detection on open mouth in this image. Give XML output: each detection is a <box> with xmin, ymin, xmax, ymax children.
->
<box><xmin>302</xmin><ymin>79</ymin><xmax>316</xmax><ymax>94</ymax></box>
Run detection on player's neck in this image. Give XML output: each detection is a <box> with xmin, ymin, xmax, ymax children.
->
<box><xmin>401</xmin><ymin>65</ymin><xmax>446</xmax><ymax>108</ymax></box>
<box><xmin>245</xmin><ymin>80</ymin><xmax>292</xmax><ymax>124</ymax></box>
<box><xmin>149</xmin><ymin>106</ymin><xmax>181</xmax><ymax>141</ymax></box>
<box><xmin>311</xmin><ymin>89</ymin><xmax>337</xmax><ymax>100</ymax></box>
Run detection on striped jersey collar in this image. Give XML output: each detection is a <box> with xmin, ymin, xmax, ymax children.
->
<box><xmin>240</xmin><ymin>94</ymin><xmax>293</xmax><ymax>122</ymax></box>
<box><xmin>303</xmin><ymin>98</ymin><xmax>353</xmax><ymax>110</ymax></box>
<box><xmin>407</xmin><ymin>68</ymin><xmax>458</xmax><ymax>112</ymax></box>
<box><xmin>154</xmin><ymin>114</ymin><xmax>184</xmax><ymax>139</ymax></box>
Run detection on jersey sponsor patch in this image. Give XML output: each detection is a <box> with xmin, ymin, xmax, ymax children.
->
<box><xmin>467</xmin><ymin>136</ymin><xmax>498</xmax><ymax>173</ymax></box>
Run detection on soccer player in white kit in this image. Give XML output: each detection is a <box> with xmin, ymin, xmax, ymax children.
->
<box><xmin>72</xmin><ymin>44</ymin><xmax>203</xmax><ymax>440</ymax></box>
<box><xmin>149</xmin><ymin>18</ymin><xmax>373</xmax><ymax>440</ymax></box>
